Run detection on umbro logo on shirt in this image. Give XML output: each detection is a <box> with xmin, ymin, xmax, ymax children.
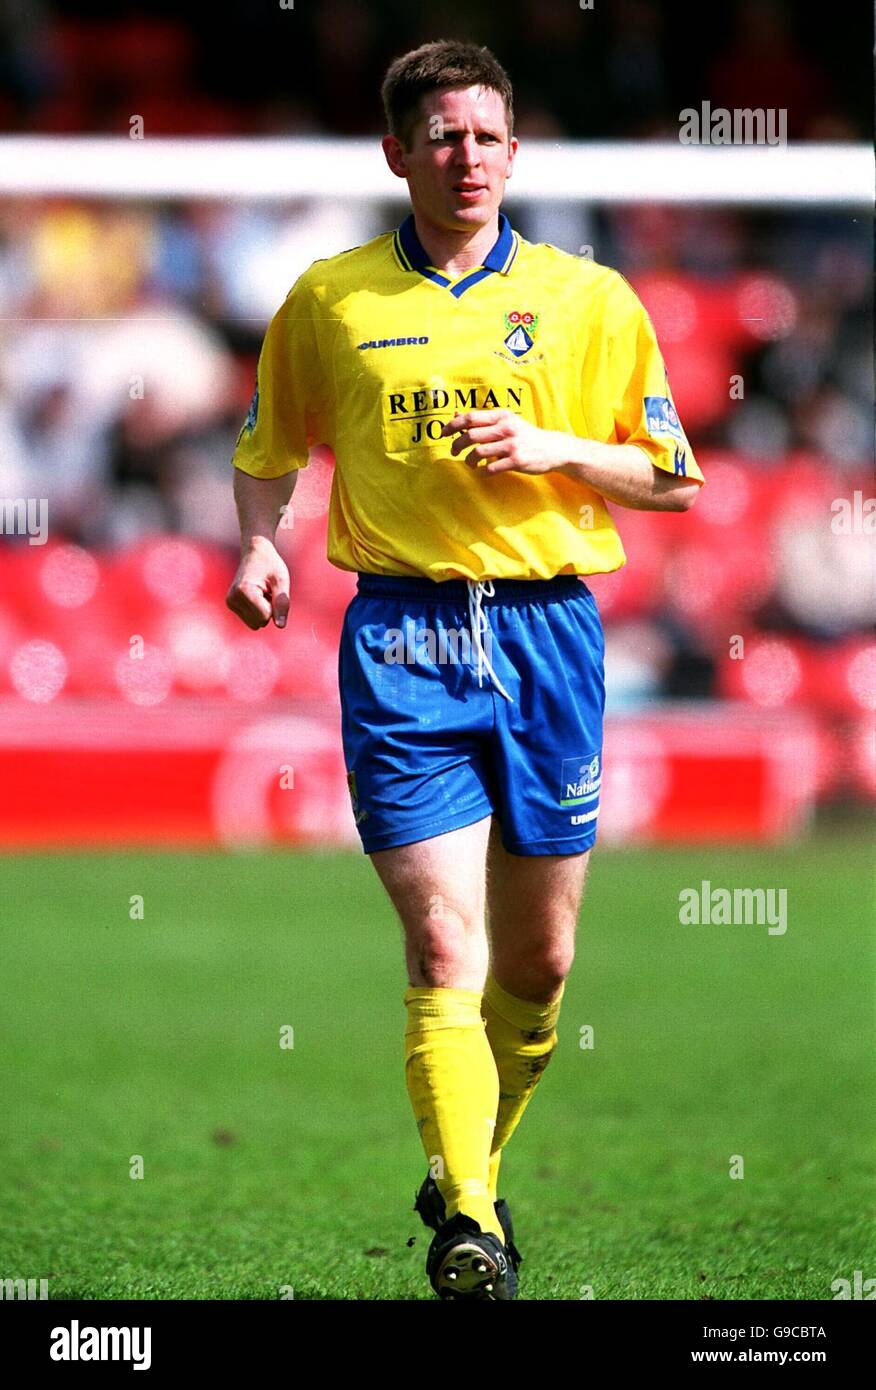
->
<box><xmin>357</xmin><ymin>337</ymin><xmax>430</xmax><ymax>349</ymax></box>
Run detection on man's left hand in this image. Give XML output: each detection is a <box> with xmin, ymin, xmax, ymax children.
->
<box><xmin>441</xmin><ymin>410</ymin><xmax>570</xmax><ymax>474</ymax></box>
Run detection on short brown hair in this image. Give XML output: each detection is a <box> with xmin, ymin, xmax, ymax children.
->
<box><xmin>381</xmin><ymin>40</ymin><xmax>514</xmax><ymax>149</ymax></box>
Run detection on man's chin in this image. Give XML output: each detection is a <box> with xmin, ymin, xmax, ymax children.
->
<box><xmin>444</xmin><ymin>202</ymin><xmax>498</xmax><ymax>229</ymax></box>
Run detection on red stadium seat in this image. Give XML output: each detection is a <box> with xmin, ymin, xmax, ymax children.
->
<box><xmin>731</xmin><ymin>272</ymin><xmax>799</xmax><ymax>346</ymax></box>
<box><xmin>275</xmin><ymin>613</ymin><xmax>343</xmax><ymax>703</ymax></box>
<box><xmin>762</xmin><ymin>454</ymin><xmax>845</xmax><ymax>528</ymax></box>
<box><xmin>223</xmin><ymin>634</ymin><xmax>281</xmax><ymax>703</ymax></box>
<box><xmin>807</xmin><ymin>638</ymin><xmax>876</xmax><ymax>717</ymax></box>
<box><xmin>675</xmin><ymin>453</ymin><xmax>766</xmax><ymax>537</ymax></box>
<box><xmin>0</xmin><ymin>603</ymin><xmax>24</xmax><ymax>692</ymax></box>
<box><xmin>107</xmin><ymin>537</ymin><xmax>235</xmax><ymax>641</ymax></box>
<box><xmin>113</xmin><ymin>641</ymin><xmax>174</xmax><ymax>707</ymax></box>
<box><xmin>631</xmin><ymin>273</ymin><xmax>750</xmax><ymax>430</ymax></box>
<box><xmin>63</xmin><ymin>631</ymin><xmax>128</xmax><ymax>696</ymax></box>
<box><xmin>54</xmin><ymin>19</ymin><xmax>194</xmax><ymax>83</ymax></box>
<box><xmin>8</xmin><ymin>638</ymin><xmax>68</xmax><ymax>703</ymax></box>
<box><xmin>717</xmin><ymin>633</ymin><xmax>811</xmax><ymax>708</ymax></box>
<box><xmin>662</xmin><ymin>537</ymin><xmax>775</xmax><ymax>632</ymax></box>
<box><xmin>587</xmin><ymin>508</ymin><xmax>666</xmax><ymax>621</ymax></box>
<box><xmin>156</xmin><ymin>604</ymin><xmax>234</xmax><ymax>695</ymax></box>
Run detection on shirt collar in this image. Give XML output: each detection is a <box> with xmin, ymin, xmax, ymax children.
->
<box><xmin>395</xmin><ymin>211</ymin><xmax>517</xmax><ymax>277</ymax></box>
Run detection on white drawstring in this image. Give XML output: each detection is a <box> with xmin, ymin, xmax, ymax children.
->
<box><xmin>466</xmin><ymin>579</ymin><xmax>514</xmax><ymax>703</ymax></box>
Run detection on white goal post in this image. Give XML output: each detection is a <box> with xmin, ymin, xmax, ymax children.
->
<box><xmin>0</xmin><ymin>137</ymin><xmax>871</xmax><ymax>205</ymax></box>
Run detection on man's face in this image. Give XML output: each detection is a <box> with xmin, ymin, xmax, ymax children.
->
<box><xmin>383</xmin><ymin>85</ymin><xmax>518</xmax><ymax>232</ymax></box>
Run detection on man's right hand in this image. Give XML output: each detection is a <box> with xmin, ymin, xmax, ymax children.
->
<box><xmin>225</xmin><ymin>537</ymin><xmax>290</xmax><ymax>630</ymax></box>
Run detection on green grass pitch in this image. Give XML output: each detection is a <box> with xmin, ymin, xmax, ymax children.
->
<box><xmin>1</xmin><ymin>831</ymin><xmax>873</xmax><ymax>1300</ymax></box>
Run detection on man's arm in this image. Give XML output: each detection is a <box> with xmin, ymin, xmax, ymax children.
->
<box><xmin>225</xmin><ymin>469</ymin><xmax>297</xmax><ymax>630</ymax></box>
<box><xmin>557</xmin><ymin>438</ymin><xmax>700</xmax><ymax>512</ymax></box>
<box><xmin>441</xmin><ymin>411</ymin><xmax>701</xmax><ymax>512</ymax></box>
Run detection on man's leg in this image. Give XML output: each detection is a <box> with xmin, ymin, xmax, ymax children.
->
<box><xmin>483</xmin><ymin>818</ymin><xmax>592</xmax><ymax>1199</ymax></box>
<box><xmin>369</xmin><ymin>814</ymin><xmax>505</xmax><ymax>1240</ymax></box>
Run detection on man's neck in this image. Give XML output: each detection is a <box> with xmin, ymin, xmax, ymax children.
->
<box><xmin>411</xmin><ymin>211</ymin><xmax>500</xmax><ymax>277</ymax></box>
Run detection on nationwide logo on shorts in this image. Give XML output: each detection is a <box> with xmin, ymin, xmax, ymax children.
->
<box><xmin>560</xmin><ymin>754</ymin><xmax>601</xmax><ymax>807</ymax></box>
<box><xmin>503</xmin><ymin>310</ymin><xmax>539</xmax><ymax>357</ymax></box>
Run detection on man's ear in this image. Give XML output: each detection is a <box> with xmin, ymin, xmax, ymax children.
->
<box><xmin>505</xmin><ymin>135</ymin><xmax>519</xmax><ymax>179</ymax></box>
<box><xmin>382</xmin><ymin>133</ymin><xmax>408</xmax><ymax>179</ymax></box>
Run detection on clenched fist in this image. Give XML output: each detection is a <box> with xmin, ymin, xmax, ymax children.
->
<box><xmin>225</xmin><ymin>536</ymin><xmax>290</xmax><ymax>630</ymax></box>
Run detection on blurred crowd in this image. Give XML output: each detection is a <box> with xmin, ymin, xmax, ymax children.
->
<box><xmin>0</xmin><ymin>190</ymin><xmax>871</xmax><ymax>735</ymax></box>
<box><xmin>0</xmin><ymin>0</ymin><xmax>872</xmax><ymax>747</ymax></box>
<box><xmin>0</xmin><ymin>0</ymin><xmax>867</xmax><ymax>141</ymax></box>
<box><xmin>0</xmin><ymin>193</ymin><xmax>870</xmax><ymax>555</ymax></box>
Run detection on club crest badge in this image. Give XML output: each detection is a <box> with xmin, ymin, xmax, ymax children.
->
<box><xmin>503</xmin><ymin>310</ymin><xmax>539</xmax><ymax>357</ymax></box>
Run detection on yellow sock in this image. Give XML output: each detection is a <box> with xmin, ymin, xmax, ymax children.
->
<box><xmin>404</xmin><ymin>986</ymin><xmax>504</xmax><ymax>1240</ymax></box>
<box><xmin>481</xmin><ymin>973</ymin><xmax>565</xmax><ymax>1202</ymax></box>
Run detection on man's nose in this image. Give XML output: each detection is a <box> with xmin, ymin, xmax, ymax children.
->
<box><xmin>453</xmin><ymin>133</ymin><xmax>481</xmax><ymax>166</ymax></box>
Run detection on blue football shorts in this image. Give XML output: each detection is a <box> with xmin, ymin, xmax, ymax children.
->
<box><xmin>338</xmin><ymin>572</ymin><xmax>606</xmax><ymax>856</ymax></box>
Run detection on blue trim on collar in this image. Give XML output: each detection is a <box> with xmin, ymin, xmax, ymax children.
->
<box><xmin>396</xmin><ymin>212</ymin><xmax>515</xmax><ymax>279</ymax></box>
<box><xmin>449</xmin><ymin>266</ymin><xmax>494</xmax><ymax>298</ymax></box>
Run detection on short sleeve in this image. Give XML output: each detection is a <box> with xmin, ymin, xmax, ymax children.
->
<box><xmin>605</xmin><ymin>272</ymin><xmax>704</xmax><ymax>485</ymax></box>
<box><xmin>232</xmin><ymin>274</ymin><xmax>329</xmax><ymax>478</ymax></box>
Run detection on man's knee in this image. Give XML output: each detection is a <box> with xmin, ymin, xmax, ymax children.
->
<box><xmin>494</xmin><ymin>941</ymin><xmax>574</xmax><ymax>1002</ymax></box>
<box><xmin>405</xmin><ymin>897</ymin><xmax>488</xmax><ymax>989</ymax></box>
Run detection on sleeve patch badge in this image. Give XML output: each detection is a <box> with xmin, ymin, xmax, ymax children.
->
<box><xmin>644</xmin><ymin>395</ymin><xmax>683</xmax><ymax>440</ymax></box>
<box><xmin>234</xmin><ymin>385</ymin><xmax>259</xmax><ymax>448</ymax></box>
<box><xmin>240</xmin><ymin>385</ymin><xmax>259</xmax><ymax>437</ymax></box>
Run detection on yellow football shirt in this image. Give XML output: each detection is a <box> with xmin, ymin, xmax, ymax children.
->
<box><xmin>232</xmin><ymin>212</ymin><xmax>704</xmax><ymax>581</ymax></box>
